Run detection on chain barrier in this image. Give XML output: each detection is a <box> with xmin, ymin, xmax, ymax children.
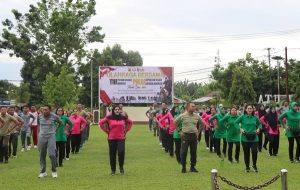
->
<box><xmin>218</xmin><ymin>174</ymin><xmax>280</xmax><ymax>190</ymax></box>
<box><xmin>213</xmin><ymin>174</ymin><xmax>220</xmax><ymax>190</ymax></box>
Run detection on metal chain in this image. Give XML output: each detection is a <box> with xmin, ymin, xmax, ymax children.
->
<box><xmin>218</xmin><ymin>174</ymin><xmax>280</xmax><ymax>190</ymax></box>
<box><xmin>213</xmin><ymin>174</ymin><xmax>221</xmax><ymax>190</ymax></box>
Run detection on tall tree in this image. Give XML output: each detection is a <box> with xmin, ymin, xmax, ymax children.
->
<box><xmin>229</xmin><ymin>67</ymin><xmax>256</xmax><ymax>105</ymax></box>
<box><xmin>0</xmin><ymin>0</ymin><xmax>104</xmax><ymax>104</ymax></box>
<box><xmin>42</xmin><ymin>66</ymin><xmax>79</xmax><ymax>107</ymax></box>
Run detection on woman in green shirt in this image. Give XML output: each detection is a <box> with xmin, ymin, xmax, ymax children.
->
<box><xmin>219</xmin><ymin>105</ymin><xmax>241</xmax><ymax>163</ymax></box>
<box><xmin>55</xmin><ymin>107</ymin><xmax>73</xmax><ymax>167</ymax></box>
<box><xmin>209</xmin><ymin>104</ymin><xmax>227</xmax><ymax>159</ymax></box>
<box><xmin>235</xmin><ymin>104</ymin><xmax>262</xmax><ymax>172</ymax></box>
<box><xmin>278</xmin><ymin>102</ymin><xmax>300</xmax><ymax>163</ymax></box>
<box><xmin>173</xmin><ymin>105</ymin><xmax>185</xmax><ymax>164</ymax></box>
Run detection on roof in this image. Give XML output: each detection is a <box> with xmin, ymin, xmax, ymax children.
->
<box><xmin>192</xmin><ymin>96</ymin><xmax>213</xmax><ymax>103</ymax></box>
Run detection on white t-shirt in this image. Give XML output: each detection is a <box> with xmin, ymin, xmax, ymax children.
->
<box><xmin>29</xmin><ymin>111</ymin><xmax>39</xmax><ymax>126</ymax></box>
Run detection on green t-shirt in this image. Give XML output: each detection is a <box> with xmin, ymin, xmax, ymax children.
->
<box><xmin>219</xmin><ymin>114</ymin><xmax>240</xmax><ymax>142</ymax></box>
<box><xmin>209</xmin><ymin>113</ymin><xmax>227</xmax><ymax>139</ymax></box>
<box><xmin>234</xmin><ymin>114</ymin><xmax>262</xmax><ymax>142</ymax></box>
<box><xmin>278</xmin><ymin>102</ymin><xmax>300</xmax><ymax>138</ymax></box>
<box><xmin>56</xmin><ymin>116</ymin><xmax>73</xmax><ymax>142</ymax></box>
<box><xmin>174</xmin><ymin>112</ymin><xmax>201</xmax><ymax>133</ymax></box>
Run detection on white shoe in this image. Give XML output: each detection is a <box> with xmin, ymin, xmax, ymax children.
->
<box><xmin>66</xmin><ymin>157</ymin><xmax>70</xmax><ymax>161</ymax></box>
<box><xmin>206</xmin><ymin>147</ymin><xmax>209</xmax><ymax>150</ymax></box>
<box><xmin>34</xmin><ymin>145</ymin><xmax>37</xmax><ymax>149</ymax></box>
<box><xmin>159</xmin><ymin>142</ymin><xmax>162</xmax><ymax>146</ymax></box>
<box><xmin>13</xmin><ymin>156</ymin><xmax>17</xmax><ymax>159</ymax></box>
<box><xmin>38</xmin><ymin>172</ymin><xmax>47</xmax><ymax>178</ymax></box>
<box><xmin>21</xmin><ymin>148</ymin><xmax>25</xmax><ymax>152</ymax></box>
<box><xmin>27</xmin><ymin>146</ymin><xmax>31</xmax><ymax>151</ymax></box>
<box><xmin>52</xmin><ymin>172</ymin><xmax>58</xmax><ymax>178</ymax></box>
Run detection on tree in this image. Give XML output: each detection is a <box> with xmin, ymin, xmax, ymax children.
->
<box><xmin>174</xmin><ymin>80</ymin><xmax>207</xmax><ymax>101</ymax></box>
<box><xmin>229</xmin><ymin>67</ymin><xmax>256</xmax><ymax>105</ymax></box>
<box><xmin>0</xmin><ymin>80</ymin><xmax>16</xmax><ymax>99</ymax></box>
<box><xmin>77</xmin><ymin>44</ymin><xmax>143</xmax><ymax>106</ymax></box>
<box><xmin>42</xmin><ymin>67</ymin><xmax>79</xmax><ymax>107</ymax></box>
<box><xmin>0</xmin><ymin>0</ymin><xmax>104</xmax><ymax>104</ymax></box>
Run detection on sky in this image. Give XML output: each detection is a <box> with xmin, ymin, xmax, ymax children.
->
<box><xmin>1</xmin><ymin>0</ymin><xmax>300</xmax><ymax>85</ymax></box>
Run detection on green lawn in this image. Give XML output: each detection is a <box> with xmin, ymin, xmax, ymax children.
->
<box><xmin>0</xmin><ymin>125</ymin><xmax>299</xmax><ymax>190</ymax></box>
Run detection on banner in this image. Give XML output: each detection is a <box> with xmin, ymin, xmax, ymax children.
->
<box><xmin>99</xmin><ymin>66</ymin><xmax>173</xmax><ymax>104</ymax></box>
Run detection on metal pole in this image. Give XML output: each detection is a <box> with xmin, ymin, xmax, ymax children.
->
<box><xmin>277</xmin><ymin>61</ymin><xmax>280</xmax><ymax>102</ymax></box>
<box><xmin>91</xmin><ymin>60</ymin><xmax>93</xmax><ymax>113</ymax></box>
<box><xmin>211</xmin><ymin>169</ymin><xmax>218</xmax><ymax>190</ymax></box>
<box><xmin>281</xmin><ymin>169</ymin><xmax>288</xmax><ymax>190</ymax></box>
<box><xmin>285</xmin><ymin>47</ymin><xmax>289</xmax><ymax>102</ymax></box>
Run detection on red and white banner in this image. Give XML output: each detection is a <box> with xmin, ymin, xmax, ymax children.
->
<box><xmin>99</xmin><ymin>66</ymin><xmax>173</xmax><ymax>104</ymax></box>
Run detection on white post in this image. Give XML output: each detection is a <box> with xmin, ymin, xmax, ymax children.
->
<box><xmin>211</xmin><ymin>169</ymin><xmax>218</xmax><ymax>190</ymax></box>
<box><xmin>281</xmin><ymin>169</ymin><xmax>288</xmax><ymax>190</ymax></box>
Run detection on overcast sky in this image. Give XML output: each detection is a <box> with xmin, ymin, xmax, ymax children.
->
<box><xmin>1</xmin><ymin>0</ymin><xmax>300</xmax><ymax>85</ymax></box>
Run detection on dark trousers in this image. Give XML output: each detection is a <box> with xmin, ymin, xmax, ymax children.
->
<box><xmin>86</xmin><ymin>123</ymin><xmax>90</xmax><ymax>141</ymax></box>
<box><xmin>9</xmin><ymin>133</ymin><xmax>19</xmax><ymax>157</ymax></box>
<box><xmin>71</xmin><ymin>134</ymin><xmax>81</xmax><ymax>153</ymax></box>
<box><xmin>167</xmin><ymin>134</ymin><xmax>174</xmax><ymax>156</ymax></box>
<box><xmin>205</xmin><ymin>130</ymin><xmax>210</xmax><ymax>147</ymax></box>
<box><xmin>209</xmin><ymin>130</ymin><xmax>215</xmax><ymax>152</ymax></box>
<box><xmin>161</xmin><ymin>129</ymin><xmax>168</xmax><ymax>151</ymax></box>
<box><xmin>108</xmin><ymin>139</ymin><xmax>125</xmax><ymax>172</ymax></box>
<box><xmin>148</xmin><ymin>119</ymin><xmax>153</xmax><ymax>131</ymax></box>
<box><xmin>268</xmin><ymin>134</ymin><xmax>279</xmax><ymax>156</ymax></box>
<box><xmin>197</xmin><ymin>130</ymin><xmax>202</xmax><ymax>142</ymax></box>
<box><xmin>153</xmin><ymin>122</ymin><xmax>159</xmax><ymax>136</ymax></box>
<box><xmin>174</xmin><ymin>138</ymin><xmax>181</xmax><ymax>163</ymax></box>
<box><xmin>181</xmin><ymin>133</ymin><xmax>197</xmax><ymax>167</ymax></box>
<box><xmin>258</xmin><ymin>131</ymin><xmax>262</xmax><ymax>151</ymax></box>
<box><xmin>214</xmin><ymin>138</ymin><xmax>227</xmax><ymax>157</ymax></box>
<box><xmin>20</xmin><ymin>131</ymin><xmax>31</xmax><ymax>148</ymax></box>
<box><xmin>0</xmin><ymin>136</ymin><xmax>10</xmax><ymax>161</ymax></box>
<box><xmin>56</xmin><ymin>141</ymin><xmax>66</xmax><ymax>166</ymax></box>
<box><xmin>263</xmin><ymin>129</ymin><xmax>269</xmax><ymax>148</ymax></box>
<box><xmin>228</xmin><ymin>142</ymin><xmax>240</xmax><ymax>162</ymax></box>
<box><xmin>66</xmin><ymin>135</ymin><xmax>71</xmax><ymax>158</ymax></box>
<box><xmin>288</xmin><ymin>137</ymin><xmax>300</xmax><ymax>161</ymax></box>
<box><xmin>242</xmin><ymin>141</ymin><xmax>258</xmax><ymax>168</ymax></box>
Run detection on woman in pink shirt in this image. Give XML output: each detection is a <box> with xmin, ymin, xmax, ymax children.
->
<box><xmin>158</xmin><ymin>106</ymin><xmax>175</xmax><ymax>157</ymax></box>
<box><xmin>99</xmin><ymin>105</ymin><xmax>133</xmax><ymax>176</ymax></box>
<box><xmin>69</xmin><ymin>111</ymin><xmax>87</xmax><ymax>154</ymax></box>
<box><xmin>260</xmin><ymin>106</ymin><xmax>280</xmax><ymax>156</ymax></box>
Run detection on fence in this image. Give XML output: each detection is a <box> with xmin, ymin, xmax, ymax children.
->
<box><xmin>211</xmin><ymin>169</ymin><xmax>288</xmax><ymax>190</ymax></box>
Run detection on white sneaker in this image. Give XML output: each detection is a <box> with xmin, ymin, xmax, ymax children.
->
<box><xmin>38</xmin><ymin>172</ymin><xmax>47</xmax><ymax>178</ymax></box>
<box><xmin>52</xmin><ymin>172</ymin><xmax>58</xmax><ymax>178</ymax></box>
<box><xmin>34</xmin><ymin>145</ymin><xmax>37</xmax><ymax>149</ymax></box>
<box><xmin>66</xmin><ymin>157</ymin><xmax>70</xmax><ymax>161</ymax></box>
<box><xmin>27</xmin><ymin>146</ymin><xmax>31</xmax><ymax>151</ymax></box>
<box><xmin>21</xmin><ymin>148</ymin><xmax>25</xmax><ymax>152</ymax></box>
<box><xmin>206</xmin><ymin>147</ymin><xmax>209</xmax><ymax>150</ymax></box>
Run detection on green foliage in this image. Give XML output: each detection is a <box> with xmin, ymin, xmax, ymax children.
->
<box><xmin>0</xmin><ymin>0</ymin><xmax>104</xmax><ymax>104</ymax></box>
<box><xmin>229</xmin><ymin>67</ymin><xmax>256</xmax><ymax>105</ymax></box>
<box><xmin>42</xmin><ymin>67</ymin><xmax>79</xmax><ymax>107</ymax></box>
<box><xmin>0</xmin><ymin>80</ymin><xmax>15</xmax><ymax>99</ymax></box>
<box><xmin>174</xmin><ymin>80</ymin><xmax>217</xmax><ymax>102</ymax></box>
<box><xmin>211</xmin><ymin>53</ymin><xmax>300</xmax><ymax>104</ymax></box>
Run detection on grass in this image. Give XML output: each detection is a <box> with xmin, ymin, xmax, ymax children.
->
<box><xmin>0</xmin><ymin>125</ymin><xmax>299</xmax><ymax>190</ymax></box>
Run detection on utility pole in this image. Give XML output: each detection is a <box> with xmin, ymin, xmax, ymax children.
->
<box><xmin>214</xmin><ymin>49</ymin><xmax>221</xmax><ymax>65</ymax></box>
<box><xmin>267</xmin><ymin>48</ymin><xmax>271</xmax><ymax>80</ymax></box>
<box><xmin>285</xmin><ymin>47</ymin><xmax>289</xmax><ymax>102</ymax></box>
<box><xmin>272</xmin><ymin>56</ymin><xmax>284</xmax><ymax>102</ymax></box>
